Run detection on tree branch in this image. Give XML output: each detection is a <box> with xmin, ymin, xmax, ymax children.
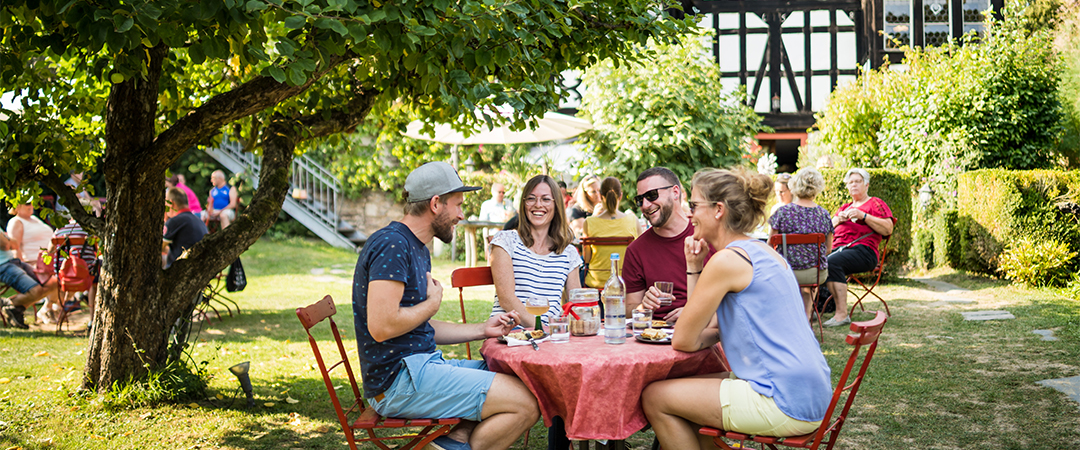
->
<box><xmin>149</xmin><ymin>51</ymin><xmax>358</xmax><ymax>170</ymax></box>
<box><xmin>39</xmin><ymin>174</ymin><xmax>105</xmax><ymax>234</ymax></box>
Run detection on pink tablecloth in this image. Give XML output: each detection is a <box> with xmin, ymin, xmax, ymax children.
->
<box><xmin>481</xmin><ymin>334</ymin><xmax>729</xmax><ymax>441</ymax></box>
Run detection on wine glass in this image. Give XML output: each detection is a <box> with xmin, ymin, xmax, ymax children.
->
<box><xmin>523</xmin><ymin>296</ymin><xmax>548</xmax><ymax>331</ymax></box>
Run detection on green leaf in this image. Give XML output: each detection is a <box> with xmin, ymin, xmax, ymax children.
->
<box><xmin>284</xmin><ymin>15</ymin><xmax>307</xmax><ymax>29</ymax></box>
<box><xmin>475</xmin><ymin>49</ymin><xmax>492</xmax><ymax>67</ymax></box>
<box><xmin>328</xmin><ymin>20</ymin><xmax>348</xmax><ymax>36</ymax></box>
<box><xmin>116</xmin><ymin>16</ymin><xmax>134</xmax><ymax>33</ymax></box>
<box><xmin>188</xmin><ymin>43</ymin><xmax>206</xmax><ymax>64</ymax></box>
<box><xmin>267</xmin><ymin>66</ymin><xmax>286</xmax><ymax>83</ymax></box>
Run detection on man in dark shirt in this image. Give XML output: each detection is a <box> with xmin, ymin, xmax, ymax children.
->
<box><xmin>353</xmin><ymin>161</ymin><xmax>538</xmax><ymax>450</ymax></box>
<box><xmin>623</xmin><ymin>167</ymin><xmax>715</xmax><ymax>323</ymax></box>
<box><xmin>162</xmin><ymin>188</ymin><xmax>207</xmax><ymax>268</ymax></box>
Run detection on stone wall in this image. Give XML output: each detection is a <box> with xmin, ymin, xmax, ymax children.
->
<box><xmin>339</xmin><ymin>190</ymin><xmax>404</xmax><ymax>239</ymax></box>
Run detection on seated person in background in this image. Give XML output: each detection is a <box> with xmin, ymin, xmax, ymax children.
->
<box><xmin>558</xmin><ymin>180</ymin><xmax>572</xmax><ymax>209</ymax></box>
<box><xmin>355</xmin><ymin>161</ymin><xmax>538</xmax><ymax>450</ymax></box>
<box><xmin>163</xmin><ymin>188</ymin><xmax>208</xmax><ymax>269</ymax></box>
<box><xmin>489</xmin><ymin>175</ymin><xmax>582</xmax><ymax>328</ymax></box>
<box><xmin>769</xmin><ymin>173</ymin><xmax>793</xmax><ymax>216</ymax></box>
<box><xmin>768</xmin><ymin>167</ymin><xmax>833</xmax><ymax>320</ymax></box>
<box><xmin>43</xmin><ymin>219</ymin><xmax>101</xmax><ymax>323</ymax></box>
<box><xmin>0</xmin><ymin>230</ymin><xmax>58</xmax><ymax>329</ymax></box>
<box><xmin>642</xmin><ymin>168</ymin><xmax>831</xmax><ymax>448</ymax></box>
<box><xmin>568</xmin><ymin>174</ymin><xmax>601</xmax><ymax>238</ymax></box>
<box><xmin>823</xmin><ymin>168</ymin><xmax>894</xmax><ymax>327</ymax></box>
<box><xmin>202</xmin><ymin>170</ymin><xmax>238</xmax><ymax>229</ymax></box>
<box><xmin>65</xmin><ymin>171</ymin><xmax>103</xmax><ymax>217</ymax></box>
<box><xmin>582</xmin><ymin>177</ymin><xmax>640</xmax><ymax>288</ymax></box>
<box><xmin>165</xmin><ymin>174</ymin><xmax>202</xmax><ymax>214</ymax></box>
<box><xmin>625</xmin><ymin>167</ymin><xmax>714</xmax><ymax>323</ymax></box>
<box><xmin>6</xmin><ymin>203</ymin><xmax>54</xmax><ymax>263</ymax></box>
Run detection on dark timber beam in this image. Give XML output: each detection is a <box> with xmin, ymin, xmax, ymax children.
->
<box><xmin>692</xmin><ymin>0</ymin><xmax>861</xmax><ymax>13</ymax></box>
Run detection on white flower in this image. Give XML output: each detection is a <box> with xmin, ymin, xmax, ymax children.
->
<box><xmin>757</xmin><ymin>153</ymin><xmax>777</xmax><ymax>176</ymax></box>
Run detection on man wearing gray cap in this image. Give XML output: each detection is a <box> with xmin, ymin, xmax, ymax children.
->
<box><xmin>352</xmin><ymin>161</ymin><xmax>539</xmax><ymax>450</ymax></box>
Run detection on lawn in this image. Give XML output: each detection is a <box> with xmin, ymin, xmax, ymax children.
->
<box><xmin>1</xmin><ymin>238</ymin><xmax>1078</xmax><ymax>449</ymax></box>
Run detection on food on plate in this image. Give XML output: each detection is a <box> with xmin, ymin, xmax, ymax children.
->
<box><xmin>640</xmin><ymin>328</ymin><xmax>667</xmax><ymax>341</ymax></box>
<box><xmin>506</xmin><ymin>331</ymin><xmax>529</xmax><ymax>340</ymax></box>
<box><xmin>652</xmin><ymin>320</ymin><xmax>668</xmax><ymax>328</ymax></box>
<box><xmin>530</xmin><ymin>329</ymin><xmax>545</xmax><ymax>339</ymax></box>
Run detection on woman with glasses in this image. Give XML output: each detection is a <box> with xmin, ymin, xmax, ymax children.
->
<box><xmin>642</xmin><ymin>168</ymin><xmax>831</xmax><ymax>449</ymax></box>
<box><xmin>822</xmin><ymin>168</ymin><xmax>893</xmax><ymax>327</ymax></box>
<box><xmin>768</xmin><ymin>173</ymin><xmax>793</xmax><ymax>216</ymax></box>
<box><xmin>488</xmin><ymin>175</ymin><xmax>583</xmax><ymax>328</ymax></box>
<box><xmin>581</xmin><ymin>177</ymin><xmax>641</xmax><ymax>288</ymax></box>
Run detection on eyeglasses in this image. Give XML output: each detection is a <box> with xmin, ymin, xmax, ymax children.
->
<box><xmin>525</xmin><ymin>196</ymin><xmax>555</xmax><ymax>206</ymax></box>
<box><xmin>634</xmin><ymin>185</ymin><xmax>675</xmax><ymax>206</ymax></box>
<box><xmin>688</xmin><ymin>201</ymin><xmax>716</xmax><ymax>214</ymax></box>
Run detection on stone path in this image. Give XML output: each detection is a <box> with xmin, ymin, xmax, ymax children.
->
<box><xmin>909</xmin><ymin>277</ymin><xmax>1079</xmax><ymax>409</ymax></box>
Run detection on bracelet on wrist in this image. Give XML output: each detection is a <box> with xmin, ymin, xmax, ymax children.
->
<box><xmin>687</xmin><ymin>270</ymin><xmax>702</xmax><ymax>275</ymax></box>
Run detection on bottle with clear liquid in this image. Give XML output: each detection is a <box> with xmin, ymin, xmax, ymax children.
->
<box><xmin>603</xmin><ymin>253</ymin><xmax>626</xmax><ymax>344</ymax></box>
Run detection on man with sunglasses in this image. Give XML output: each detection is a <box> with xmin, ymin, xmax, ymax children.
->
<box><xmin>622</xmin><ymin>167</ymin><xmax>715</xmax><ymax>323</ymax></box>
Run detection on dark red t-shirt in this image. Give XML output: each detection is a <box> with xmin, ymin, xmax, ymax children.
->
<box><xmin>622</xmin><ymin>223</ymin><xmax>715</xmax><ymax>316</ymax></box>
<box><xmin>833</xmin><ymin>197</ymin><xmax>893</xmax><ymax>259</ymax></box>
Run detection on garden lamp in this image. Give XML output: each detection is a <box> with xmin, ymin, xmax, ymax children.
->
<box><xmin>229</xmin><ymin>361</ymin><xmax>256</xmax><ymax>408</ymax></box>
<box><xmin>918</xmin><ymin>184</ymin><xmax>935</xmax><ymax>209</ymax></box>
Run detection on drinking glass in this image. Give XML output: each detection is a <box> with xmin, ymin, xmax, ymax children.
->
<box><xmin>632</xmin><ymin>308</ymin><xmax>653</xmax><ymax>330</ymax></box>
<box><xmin>654</xmin><ymin>281</ymin><xmax>674</xmax><ymax>307</ymax></box>
<box><xmin>523</xmin><ymin>296</ymin><xmax>549</xmax><ymax>331</ymax></box>
<box><xmin>549</xmin><ymin>315</ymin><xmax>571</xmax><ymax>343</ymax></box>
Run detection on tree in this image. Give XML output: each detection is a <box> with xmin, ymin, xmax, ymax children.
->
<box><xmin>577</xmin><ymin>31</ymin><xmax>766</xmax><ymax>195</ymax></box>
<box><xmin>0</xmin><ymin>0</ymin><xmax>692</xmax><ymax>391</ymax></box>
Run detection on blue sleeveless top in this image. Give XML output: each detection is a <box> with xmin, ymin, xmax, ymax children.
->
<box><xmin>717</xmin><ymin>239</ymin><xmax>832</xmax><ymax>422</ymax></box>
<box><xmin>210</xmin><ymin>185</ymin><xmax>231</xmax><ymax>209</ymax></box>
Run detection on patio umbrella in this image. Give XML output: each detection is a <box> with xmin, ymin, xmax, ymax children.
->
<box><xmin>402</xmin><ymin>111</ymin><xmax>593</xmax><ymax>145</ymax></box>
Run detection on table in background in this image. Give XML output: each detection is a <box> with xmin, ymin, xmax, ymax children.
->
<box><xmin>481</xmin><ymin>334</ymin><xmax>729</xmax><ymax>449</ymax></box>
<box><xmin>455</xmin><ymin>220</ymin><xmax>504</xmax><ymax>267</ymax></box>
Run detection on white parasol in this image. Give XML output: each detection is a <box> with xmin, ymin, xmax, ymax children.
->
<box><xmin>402</xmin><ymin>111</ymin><xmax>593</xmax><ymax>145</ymax></box>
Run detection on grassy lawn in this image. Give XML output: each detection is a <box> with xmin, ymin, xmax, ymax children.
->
<box><xmin>1</xmin><ymin>238</ymin><xmax>1078</xmax><ymax>449</ymax></box>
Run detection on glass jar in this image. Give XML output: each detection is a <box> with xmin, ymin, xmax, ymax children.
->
<box><xmin>568</xmin><ymin>288</ymin><xmax>601</xmax><ymax>336</ymax></box>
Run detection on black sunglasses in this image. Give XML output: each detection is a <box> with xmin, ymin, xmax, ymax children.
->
<box><xmin>634</xmin><ymin>185</ymin><xmax>675</xmax><ymax>206</ymax></box>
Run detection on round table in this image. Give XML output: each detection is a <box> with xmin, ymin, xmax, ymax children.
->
<box><xmin>481</xmin><ymin>333</ymin><xmax>729</xmax><ymax>441</ymax></box>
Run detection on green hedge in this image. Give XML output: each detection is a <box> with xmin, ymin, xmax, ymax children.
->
<box><xmin>952</xmin><ymin>169</ymin><xmax>1080</xmax><ymax>275</ymax></box>
<box><xmin>817</xmin><ymin>169</ymin><xmax>915</xmax><ymax>274</ymax></box>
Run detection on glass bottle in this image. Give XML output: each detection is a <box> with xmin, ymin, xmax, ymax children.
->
<box><xmin>603</xmin><ymin>253</ymin><xmax>626</xmax><ymax>344</ymax></box>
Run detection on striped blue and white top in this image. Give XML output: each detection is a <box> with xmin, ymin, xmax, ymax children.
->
<box><xmin>488</xmin><ymin>230</ymin><xmax>583</xmax><ymax>326</ymax></box>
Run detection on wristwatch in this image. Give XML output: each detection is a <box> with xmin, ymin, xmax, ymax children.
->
<box><xmin>863</xmin><ymin>212</ymin><xmax>868</xmax><ymax>221</ymax></box>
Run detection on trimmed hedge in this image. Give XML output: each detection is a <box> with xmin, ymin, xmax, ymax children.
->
<box><xmin>953</xmin><ymin>169</ymin><xmax>1080</xmax><ymax>275</ymax></box>
<box><xmin>817</xmin><ymin>168</ymin><xmax>915</xmax><ymax>274</ymax></box>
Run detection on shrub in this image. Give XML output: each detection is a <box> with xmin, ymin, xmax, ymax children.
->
<box><xmin>817</xmin><ymin>168</ymin><xmax>915</xmax><ymax>273</ymax></box>
<box><xmin>954</xmin><ymin>169</ymin><xmax>1080</xmax><ymax>275</ymax></box>
<box><xmin>998</xmin><ymin>238</ymin><xmax>1077</xmax><ymax>287</ymax></box>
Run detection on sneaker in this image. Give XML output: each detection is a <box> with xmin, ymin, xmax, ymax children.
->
<box><xmin>822</xmin><ymin>316</ymin><xmax>851</xmax><ymax>328</ymax></box>
<box><xmin>4</xmin><ymin>304</ymin><xmax>29</xmax><ymax>329</ymax></box>
<box><xmin>428</xmin><ymin>436</ymin><xmax>471</xmax><ymax>450</ymax></box>
<box><xmin>37</xmin><ymin>308</ymin><xmax>57</xmax><ymax>325</ymax></box>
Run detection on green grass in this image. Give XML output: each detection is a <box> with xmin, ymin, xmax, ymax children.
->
<box><xmin>0</xmin><ymin>237</ymin><xmax>1078</xmax><ymax>449</ymax></box>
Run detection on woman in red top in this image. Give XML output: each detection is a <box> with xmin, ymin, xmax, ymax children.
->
<box><xmin>823</xmin><ymin>169</ymin><xmax>894</xmax><ymax>327</ymax></box>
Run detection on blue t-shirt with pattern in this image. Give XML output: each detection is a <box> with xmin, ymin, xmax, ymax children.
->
<box><xmin>352</xmin><ymin>221</ymin><xmax>436</xmax><ymax>398</ymax></box>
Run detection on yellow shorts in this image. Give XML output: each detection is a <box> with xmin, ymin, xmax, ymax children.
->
<box><xmin>719</xmin><ymin>377</ymin><xmax>822</xmax><ymax>437</ymax></box>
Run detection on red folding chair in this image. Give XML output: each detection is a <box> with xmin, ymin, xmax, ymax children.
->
<box><xmin>296</xmin><ymin>295</ymin><xmax>460</xmax><ymax>450</ymax></box>
<box><xmin>768</xmin><ymin>233</ymin><xmax>827</xmax><ymax>342</ymax></box>
<box><xmin>845</xmin><ymin>218</ymin><xmax>897</xmax><ymax>317</ymax></box>
<box><xmin>450</xmin><ymin>266</ymin><xmax>495</xmax><ymax>360</ymax></box>
<box><xmin>699</xmin><ymin>310</ymin><xmax>888</xmax><ymax>450</ymax></box>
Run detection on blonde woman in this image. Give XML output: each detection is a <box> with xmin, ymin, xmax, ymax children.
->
<box><xmin>768</xmin><ymin>167</ymin><xmax>833</xmax><ymax>319</ymax></box>
<box><xmin>582</xmin><ymin>177</ymin><xmax>640</xmax><ymax>288</ymax></box>
<box><xmin>568</xmin><ymin>175</ymin><xmax>601</xmax><ymax>237</ymax></box>
<box><xmin>643</xmin><ymin>168</ymin><xmax>831</xmax><ymax>449</ymax></box>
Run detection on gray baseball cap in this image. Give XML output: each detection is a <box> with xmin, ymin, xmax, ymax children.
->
<box><xmin>404</xmin><ymin>161</ymin><xmax>481</xmax><ymax>203</ymax></box>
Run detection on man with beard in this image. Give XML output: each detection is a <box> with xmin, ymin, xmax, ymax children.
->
<box><xmin>623</xmin><ymin>167</ymin><xmax>715</xmax><ymax>323</ymax></box>
<box><xmin>352</xmin><ymin>161</ymin><xmax>539</xmax><ymax>450</ymax></box>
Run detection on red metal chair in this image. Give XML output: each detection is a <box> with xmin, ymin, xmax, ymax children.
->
<box><xmin>845</xmin><ymin>218</ymin><xmax>897</xmax><ymax>317</ymax></box>
<box><xmin>296</xmin><ymin>295</ymin><xmax>460</xmax><ymax>450</ymax></box>
<box><xmin>699</xmin><ymin>310</ymin><xmax>888</xmax><ymax>450</ymax></box>
<box><xmin>450</xmin><ymin>266</ymin><xmax>495</xmax><ymax>360</ymax></box>
<box><xmin>768</xmin><ymin>233</ymin><xmax>828</xmax><ymax>342</ymax></box>
<box><xmin>49</xmin><ymin>236</ymin><xmax>97</xmax><ymax>334</ymax></box>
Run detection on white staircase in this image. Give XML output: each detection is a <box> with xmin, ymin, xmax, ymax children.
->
<box><xmin>204</xmin><ymin>138</ymin><xmax>365</xmax><ymax>250</ymax></box>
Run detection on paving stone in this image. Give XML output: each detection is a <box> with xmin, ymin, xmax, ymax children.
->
<box><xmin>310</xmin><ymin>268</ymin><xmax>325</xmax><ymax>275</ymax></box>
<box><xmin>329</xmin><ymin>269</ymin><xmax>347</xmax><ymax>275</ymax></box>
<box><xmin>1032</xmin><ymin>329</ymin><xmax>1059</xmax><ymax>341</ymax></box>
<box><xmin>1036</xmin><ymin>376</ymin><xmax>1080</xmax><ymax>407</ymax></box>
<box><xmin>960</xmin><ymin>310</ymin><xmax>1015</xmax><ymax>321</ymax></box>
<box><xmin>912</xmin><ymin>277</ymin><xmax>971</xmax><ymax>293</ymax></box>
<box><xmin>940</xmin><ymin>296</ymin><xmax>976</xmax><ymax>304</ymax></box>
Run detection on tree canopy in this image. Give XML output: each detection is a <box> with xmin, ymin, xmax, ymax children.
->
<box><xmin>0</xmin><ymin>0</ymin><xmax>692</xmax><ymax>391</ymax></box>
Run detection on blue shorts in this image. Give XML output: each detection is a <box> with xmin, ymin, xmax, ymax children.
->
<box><xmin>369</xmin><ymin>351</ymin><xmax>496</xmax><ymax>422</ymax></box>
<box><xmin>0</xmin><ymin>260</ymin><xmax>41</xmax><ymax>294</ymax></box>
